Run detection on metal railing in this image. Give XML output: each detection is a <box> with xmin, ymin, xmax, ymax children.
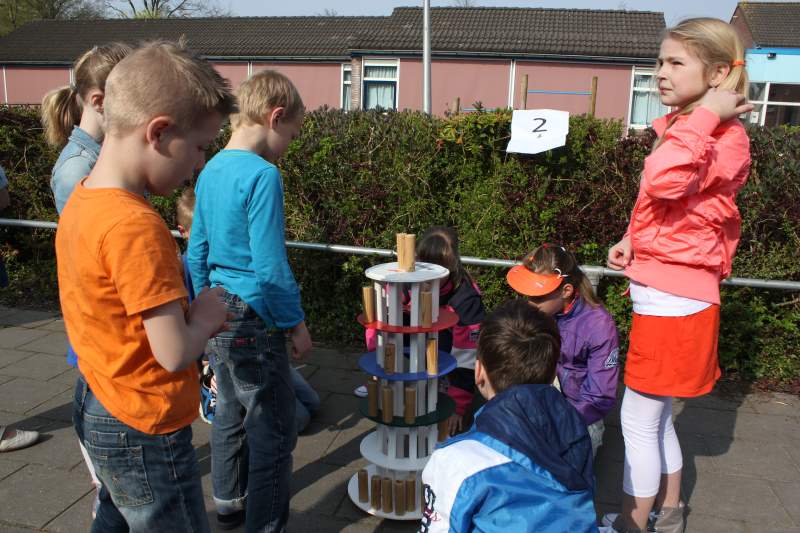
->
<box><xmin>2</xmin><ymin>217</ymin><xmax>799</xmax><ymax>292</ymax></box>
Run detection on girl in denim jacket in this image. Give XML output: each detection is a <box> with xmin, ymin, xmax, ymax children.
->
<box><xmin>42</xmin><ymin>43</ymin><xmax>130</xmax><ymax>215</ymax></box>
<box><xmin>40</xmin><ymin>42</ymin><xmax>130</xmax><ymax>519</ymax></box>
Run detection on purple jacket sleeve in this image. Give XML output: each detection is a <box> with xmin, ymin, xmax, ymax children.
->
<box><xmin>573</xmin><ymin>314</ymin><xmax>620</xmax><ymax>425</ymax></box>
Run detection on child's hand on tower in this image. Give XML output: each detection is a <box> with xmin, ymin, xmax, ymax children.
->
<box><xmin>290</xmin><ymin>320</ymin><xmax>313</xmax><ymax>360</ymax></box>
<box><xmin>607</xmin><ymin>236</ymin><xmax>633</xmax><ymax>270</ymax></box>
<box><xmin>698</xmin><ymin>88</ymin><xmax>754</xmax><ymax>122</ymax></box>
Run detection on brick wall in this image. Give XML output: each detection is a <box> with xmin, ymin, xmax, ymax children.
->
<box><xmin>350</xmin><ymin>56</ymin><xmax>362</xmax><ymax>110</ymax></box>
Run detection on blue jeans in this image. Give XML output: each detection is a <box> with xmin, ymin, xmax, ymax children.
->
<box><xmin>208</xmin><ymin>291</ymin><xmax>297</xmax><ymax>532</ymax></box>
<box><xmin>73</xmin><ymin>377</ymin><xmax>209</xmax><ymax>533</ymax></box>
<box><xmin>291</xmin><ymin>366</ymin><xmax>319</xmax><ymax>433</ymax></box>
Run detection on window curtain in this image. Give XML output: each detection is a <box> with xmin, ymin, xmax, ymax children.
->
<box><xmin>631</xmin><ymin>90</ymin><xmax>668</xmax><ymax>126</ymax></box>
<box><xmin>343</xmin><ymin>85</ymin><xmax>352</xmax><ymax>111</ymax></box>
<box><xmin>364</xmin><ymin>66</ymin><xmax>396</xmax><ymax>79</ymax></box>
<box><xmin>365</xmin><ymin>82</ymin><xmax>396</xmax><ymax>110</ymax></box>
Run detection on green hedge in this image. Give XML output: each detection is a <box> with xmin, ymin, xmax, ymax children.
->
<box><xmin>1</xmin><ymin>105</ymin><xmax>798</xmax><ymax>386</ymax></box>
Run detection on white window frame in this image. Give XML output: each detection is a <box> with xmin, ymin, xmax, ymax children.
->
<box><xmin>627</xmin><ymin>67</ymin><xmax>670</xmax><ymax>130</ymax></box>
<box><xmin>361</xmin><ymin>58</ymin><xmax>400</xmax><ymax>111</ymax></box>
<box><xmin>747</xmin><ymin>81</ymin><xmax>800</xmax><ymax>127</ymax></box>
<box><xmin>341</xmin><ymin>64</ymin><xmax>352</xmax><ymax>111</ymax></box>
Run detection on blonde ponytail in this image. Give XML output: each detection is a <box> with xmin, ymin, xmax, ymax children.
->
<box><xmin>40</xmin><ymin>42</ymin><xmax>133</xmax><ymax>148</ymax></box>
<box><xmin>41</xmin><ymin>85</ymin><xmax>82</xmax><ymax>147</ymax></box>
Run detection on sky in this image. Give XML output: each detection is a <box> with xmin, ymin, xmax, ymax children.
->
<box><xmin>220</xmin><ymin>0</ymin><xmax>792</xmax><ymax>25</ymax></box>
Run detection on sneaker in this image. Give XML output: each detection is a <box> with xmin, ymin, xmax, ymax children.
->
<box><xmin>650</xmin><ymin>504</ymin><xmax>687</xmax><ymax>533</ymax></box>
<box><xmin>217</xmin><ymin>509</ymin><xmax>245</xmax><ymax>530</ymax></box>
<box><xmin>601</xmin><ymin>513</ymin><xmax>655</xmax><ymax>533</ymax></box>
<box><xmin>0</xmin><ymin>427</ymin><xmax>39</xmax><ymax>452</ymax></box>
<box><xmin>353</xmin><ymin>384</ymin><xmax>368</xmax><ymax>398</ymax></box>
<box><xmin>199</xmin><ymin>366</ymin><xmax>216</xmax><ymax>424</ymax></box>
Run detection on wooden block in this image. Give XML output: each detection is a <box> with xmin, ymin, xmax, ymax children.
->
<box><xmin>405</xmin><ymin>478</ymin><xmax>416</xmax><ymax>512</ymax></box>
<box><xmin>381</xmin><ymin>477</ymin><xmax>393</xmax><ymax>513</ymax></box>
<box><xmin>367</xmin><ymin>380</ymin><xmax>378</xmax><ymax>417</ymax></box>
<box><xmin>426</xmin><ymin>338</ymin><xmax>438</xmax><ymax>375</ymax></box>
<box><xmin>394</xmin><ymin>479</ymin><xmax>406</xmax><ymax>516</ymax></box>
<box><xmin>362</xmin><ymin>286</ymin><xmax>375</xmax><ymax>323</ymax></box>
<box><xmin>371</xmin><ymin>475</ymin><xmax>381</xmax><ymax>509</ymax></box>
<box><xmin>381</xmin><ymin>385</ymin><xmax>394</xmax><ymax>424</ymax></box>
<box><xmin>403</xmin><ymin>386</ymin><xmax>416</xmax><ymax>424</ymax></box>
<box><xmin>384</xmin><ymin>343</ymin><xmax>396</xmax><ymax>374</ymax></box>
<box><xmin>420</xmin><ymin>291</ymin><xmax>432</xmax><ymax>327</ymax></box>
<box><xmin>403</xmin><ymin>233</ymin><xmax>416</xmax><ymax>272</ymax></box>
<box><xmin>396</xmin><ymin>233</ymin><xmax>406</xmax><ymax>269</ymax></box>
<box><xmin>438</xmin><ymin>419</ymin><xmax>449</xmax><ymax>442</ymax></box>
<box><xmin>358</xmin><ymin>469</ymin><xmax>369</xmax><ymax>502</ymax></box>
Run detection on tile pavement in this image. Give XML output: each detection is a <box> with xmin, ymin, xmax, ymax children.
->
<box><xmin>0</xmin><ymin>305</ymin><xmax>798</xmax><ymax>532</ymax></box>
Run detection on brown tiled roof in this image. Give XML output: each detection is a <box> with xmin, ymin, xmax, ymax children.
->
<box><xmin>0</xmin><ymin>16</ymin><xmax>383</xmax><ymax>62</ymax></box>
<box><xmin>359</xmin><ymin>7</ymin><xmax>664</xmax><ymax>58</ymax></box>
<box><xmin>0</xmin><ymin>7</ymin><xmax>664</xmax><ymax>64</ymax></box>
<box><xmin>736</xmin><ymin>2</ymin><xmax>800</xmax><ymax>47</ymax></box>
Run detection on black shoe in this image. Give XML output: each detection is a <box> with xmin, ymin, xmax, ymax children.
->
<box><xmin>217</xmin><ymin>509</ymin><xmax>245</xmax><ymax>530</ymax></box>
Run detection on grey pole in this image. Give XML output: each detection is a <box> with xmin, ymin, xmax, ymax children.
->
<box><xmin>423</xmin><ymin>0</ymin><xmax>432</xmax><ymax>114</ymax></box>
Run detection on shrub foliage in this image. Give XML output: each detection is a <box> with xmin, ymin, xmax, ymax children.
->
<box><xmin>1</xmin><ymin>105</ymin><xmax>798</xmax><ymax>385</ymax></box>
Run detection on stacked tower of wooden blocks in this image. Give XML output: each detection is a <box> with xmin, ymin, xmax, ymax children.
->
<box><xmin>346</xmin><ymin>233</ymin><xmax>459</xmax><ymax>520</ymax></box>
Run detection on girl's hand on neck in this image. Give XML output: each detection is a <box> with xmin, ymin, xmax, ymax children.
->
<box><xmin>697</xmin><ymin>88</ymin><xmax>754</xmax><ymax>122</ymax></box>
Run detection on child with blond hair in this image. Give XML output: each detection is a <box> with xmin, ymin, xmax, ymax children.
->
<box><xmin>42</xmin><ymin>43</ymin><xmax>132</xmax><ymax>517</ymax></box>
<box><xmin>603</xmin><ymin>17</ymin><xmax>752</xmax><ymax>533</ymax></box>
<box><xmin>187</xmin><ymin>69</ymin><xmax>312</xmax><ymax>531</ymax></box>
<box><xmin>56</xmin><ymin>40</ymin><xmax>235</xmax><ymax>532</ymax></box>
<box><xmin>43</xmin><ymin>43</ymin><xmax>131</xmax><ymax>214</ymax></box>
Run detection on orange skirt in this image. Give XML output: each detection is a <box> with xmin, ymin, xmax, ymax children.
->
<box><xmin>624</xmin><ymin>304</ymin><xmax>721</xmax><ymax>398</ymax></box>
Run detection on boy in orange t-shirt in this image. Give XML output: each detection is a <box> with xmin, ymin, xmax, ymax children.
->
<box><xmin>56</xmin><ymin>41</ymin><xmax>236</xmax><ymax>532</ymax></box>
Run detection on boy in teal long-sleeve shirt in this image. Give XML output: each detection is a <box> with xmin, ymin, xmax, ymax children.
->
<box><xmin>186</xmin><ymin>70</ymin><xmax>311</xmax><ymax>532</ymax></box>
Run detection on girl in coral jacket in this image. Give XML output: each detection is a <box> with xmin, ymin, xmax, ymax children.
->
<box><xmin>602</xmin><ymin>17</ymin><xmax>752</xmax><ymax>533</ymax></box>
<box><xmin>507</xmin><ymin>244</ymin><xmax>620</xmax><ymax>458</ymax></box>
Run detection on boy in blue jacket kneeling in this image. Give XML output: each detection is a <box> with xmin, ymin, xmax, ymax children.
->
<box><xmin>420</xmin><ymin>299</ymin><xmax>598</xmax><ymax>533</ymax></box>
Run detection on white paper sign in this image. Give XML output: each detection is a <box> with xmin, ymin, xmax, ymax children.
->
<box><xmin>506</xmin><ymin>109</ymin><xmax>570</xmax><ymax>155</ymax></box>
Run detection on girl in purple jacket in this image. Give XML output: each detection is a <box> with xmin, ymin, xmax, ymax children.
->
<box><xmin>507</xmin><ymin>243</ymin><xmax>620</xmax><ymax>456</ymax></box>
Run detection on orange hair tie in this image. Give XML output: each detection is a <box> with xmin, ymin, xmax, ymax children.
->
<box><xmin>732</xmin><ymin>60</ymin><xmax>746</xmax><ymax>67</ymax></box>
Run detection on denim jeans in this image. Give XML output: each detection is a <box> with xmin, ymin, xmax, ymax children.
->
<box><xmin>73</xmin><ymin>376</ymin><xmax>209</xmax><ymax>533</ymax></box>
<box><xmin>208</xmin><ymin>291</ymin><xmax>297</xmax><ymax>532</ymax></box>
<box><xmin>291</xmin><ymin>366</ymin><xmax>319</xmax><ymax>433</ymax></box>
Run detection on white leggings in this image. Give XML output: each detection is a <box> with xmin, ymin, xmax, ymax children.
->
<box><xmin>621</xmin><ymin>387</ymin><xmax>683</xmax><ymax>497</ymax></box>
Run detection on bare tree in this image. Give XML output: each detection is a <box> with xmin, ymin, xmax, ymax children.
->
<box><xmin>317</xmin><ymin>8</ymin><xmax>337</xmax><ymax>16</ymax></box>
<box><xmin>1</xmin><ymin>0</ymin><xmax>102</xmax><ymax>34</ymax></box>
<box><xmin>105</xmin><ymin>0</ymin><xmax>227</xmax><ymax>18</ymax></box>
<box><xmin>27</xmin><ymin>0</ymin><xmax>104</xmax><ymax>19</ymax></box>
<box><xmin>452</xmin><ymin>0</ymin><xmax>475</xmax><ymax>7</ymax></box>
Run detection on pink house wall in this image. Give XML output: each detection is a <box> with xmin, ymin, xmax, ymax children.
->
<box><xmin>211</xmin><ymin>62</ymin><xmax>249</xmax><ymax>89</ymax></box>
<box><xmin>399</xmin><ymin>58</ymin><xmax>510</xmax><ymax>115</ymax></box>
<box><xmin>251</xmin><ymin>62</ymin><xmax>342</xmax><ymax>110</ymax></box>
<box><xmin>514</xmin><ymin>61</ymin><xmax>632</xmax><ymax>122</ymax></box>
<box><xmin>4</xmin><ymin>66</ymin><xmax>70</xmax><ymax>104</ymax></box>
